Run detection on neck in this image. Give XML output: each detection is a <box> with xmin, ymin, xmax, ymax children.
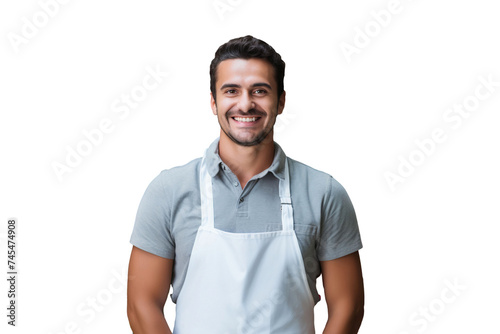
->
<box><xmin>218</xmin><ymin>131</ymin><xmax>275</xmax><ymax>189</ymax></box>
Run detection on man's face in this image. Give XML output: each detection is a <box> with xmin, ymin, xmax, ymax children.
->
<box><xmin>211</xmin><ymin>58</ymin><xmax>285</xmax><ymax>146</ymax></box>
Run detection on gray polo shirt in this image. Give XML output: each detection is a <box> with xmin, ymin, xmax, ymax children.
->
<box><xmin>130</xmin><ymin>138</ymin><xmax>362</xmax><ymax>305</ymax></box>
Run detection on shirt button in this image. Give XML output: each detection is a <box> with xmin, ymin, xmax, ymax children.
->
<box><xmin>239</xmin><ymin>197</ymin><xmax>244</xmax><ymax>203</ymax></box>
<box><xmin>234</xmin><ymin>182</ymin><xmax>239</xmax><ymax>187</ymax></box>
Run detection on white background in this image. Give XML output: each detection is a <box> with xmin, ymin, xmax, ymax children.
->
<box><xmin>1</xmin><ymin>0</ymin><xmax>499</xmax><ymax>333</ymax></box>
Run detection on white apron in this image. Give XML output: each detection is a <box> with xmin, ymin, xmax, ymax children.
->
<box><xmin>173</xmin><ymin>155</ymin><xmax>315</xmax><ymax>334</ymax></box>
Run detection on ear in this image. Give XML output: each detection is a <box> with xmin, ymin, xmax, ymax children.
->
<box><xmin>210</xmin><ymin>92</ymin><xmax>217</xmax><ymax>115</ymax></box>
<box><xmin>277</xmin><ymin>91</ymin><xmax>286</xmax><ymax>115</ymax></box>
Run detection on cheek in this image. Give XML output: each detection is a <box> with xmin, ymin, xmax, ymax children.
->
<box><xmin>218</xmin><ymin>100</ymin><xmax>236</xmax><ymax>114</ymax></box>
<box><xmin>264</xmin><ymin>101</ymin><xmax>279</xmax><ymax>116</ymax></box>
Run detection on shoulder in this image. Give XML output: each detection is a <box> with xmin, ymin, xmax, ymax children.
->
<box><xmin>287</xmin><ymin>157</ymin><xmax>351</xmax><ymax>203</ymax></box>
<box><xmin>288</xmin><ymin>157</ymin><xmax>342</xmax><ymax>188</ymax></box>
<box><xmin>156</xmin><ymin>157</ymin><xmax>202</xmax><ymax>184</ymax></box>
<box><xmin>144</xmin><ymin>157</ymin><xmax>202</xmax><ymax>199</ymax></box>
<box><xmin>288</xmin><ymin>157</ymin><xmax>332</xmax><ymax>181</ymax></box>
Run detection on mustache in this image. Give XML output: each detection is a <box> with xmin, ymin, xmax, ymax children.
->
<box><xmin>226</xmin><ymin>109</ymin><xmax>266</xmax><ymax>118</ymax></box>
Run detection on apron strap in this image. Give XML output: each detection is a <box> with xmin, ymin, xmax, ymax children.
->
<box><xmin>200</xmin><ymin>154</ymin><xmax>294</xmax><ymax>232</ymax></box>
<box><xmin>200</xmin><ymin>155</ymin><xmax>215</xmax><ymax>228</ymax></box>
<box><xmin>279</xmin><ymin>158</ymin><xmax>294</xmax><ymax>232</ymax></box>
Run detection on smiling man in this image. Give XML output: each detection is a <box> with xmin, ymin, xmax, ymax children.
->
<box><xmin>214</xmin><ymin>57</ymin><xmax>282</xmax><ymax>147</ymax></box>
<box><xmin>127</xmin><ymin>35</ymin><xmax>364</xmax><ymax>334</ymax></box>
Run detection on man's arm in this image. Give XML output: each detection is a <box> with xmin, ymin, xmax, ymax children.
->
<box><xmin>127</xmin><ymin>246</ymin><xmax>174</xmax><ymax>334</ymax></box>
<box><xmin>321</xmin><ymin>251</ymin><xmax>364</xmax><ymax>334</ymax></box>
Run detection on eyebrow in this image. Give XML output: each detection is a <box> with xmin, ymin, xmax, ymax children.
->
<box><xmin>220</xmin><ymin>83</ymin><xmax>272</xmax><ymax>90</ymax></box>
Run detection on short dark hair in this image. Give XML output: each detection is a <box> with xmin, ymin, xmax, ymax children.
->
<box><xmin>210</xmin><ymin>35</ymin><xmax>286</xmax><ymax>102</ymax></box>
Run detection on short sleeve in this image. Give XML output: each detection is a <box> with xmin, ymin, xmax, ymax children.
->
<box><xmin>317</xmin><ymin>176</ymin><xmax>363</xmax><ymax>261</ymax></box>
<box><xmin>130</xmin><ymin>171</ymin><xmax>175</xmax><ymax>259</ymax></box>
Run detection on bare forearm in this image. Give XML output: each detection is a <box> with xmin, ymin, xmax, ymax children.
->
<box><xmin>128</xmin><ymin>302</ymin><xmax>172</xmax><ymax>334</ymax></box>
<box><xmin>323</xmin><ymin>306</ymin><xmax>364</xmax><ymax>334</ymax></box>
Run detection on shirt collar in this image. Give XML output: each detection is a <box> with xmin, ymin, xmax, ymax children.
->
<box><xmin>204</xmin><ymin>137</ymin><xmax>287</xmax><ymax>180</ymax></box>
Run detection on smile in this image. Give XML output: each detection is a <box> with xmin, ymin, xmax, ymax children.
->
<box><xmin>233</xmin><ymin>117</ymin><xmax>260</xmax><ymax>122</ymax></box>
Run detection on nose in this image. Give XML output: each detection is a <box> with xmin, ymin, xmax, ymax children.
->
<box><xmin>237</xmin><ymin>91</ymin><xmax>255</xmax><ymax>113</ymax></box>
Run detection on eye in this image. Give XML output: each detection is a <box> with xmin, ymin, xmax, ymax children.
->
<box><xmin>225</xmin><ymin>89</ymin><xmax>237</xmax><ymax>95</ymax></box>
<box><xmin>253</xmin><ymin>89</ymin><xmax>267</xmax><ymax>95</ymax></box>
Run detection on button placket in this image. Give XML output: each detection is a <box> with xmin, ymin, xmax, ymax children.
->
<box><xmin>236</xmin><ymin>193</ymin><xmax>248</xmax><ymax>217</ymax></box>
<box><xmin>220</xmin><ymin>163</ymin><xmax>241</xmax><ymax>193</ymax></box>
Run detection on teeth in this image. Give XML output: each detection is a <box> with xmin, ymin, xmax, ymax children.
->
<box><xmin>234</xmin><ymin>117</ymin><xmax>257</xmax><ymax>122</ymax></box>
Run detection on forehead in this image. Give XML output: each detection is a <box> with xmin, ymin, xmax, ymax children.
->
<box><xmin>216</xmin><ymin>58</ymin><xmax>276</xmax><ymax>88</ymax></box>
